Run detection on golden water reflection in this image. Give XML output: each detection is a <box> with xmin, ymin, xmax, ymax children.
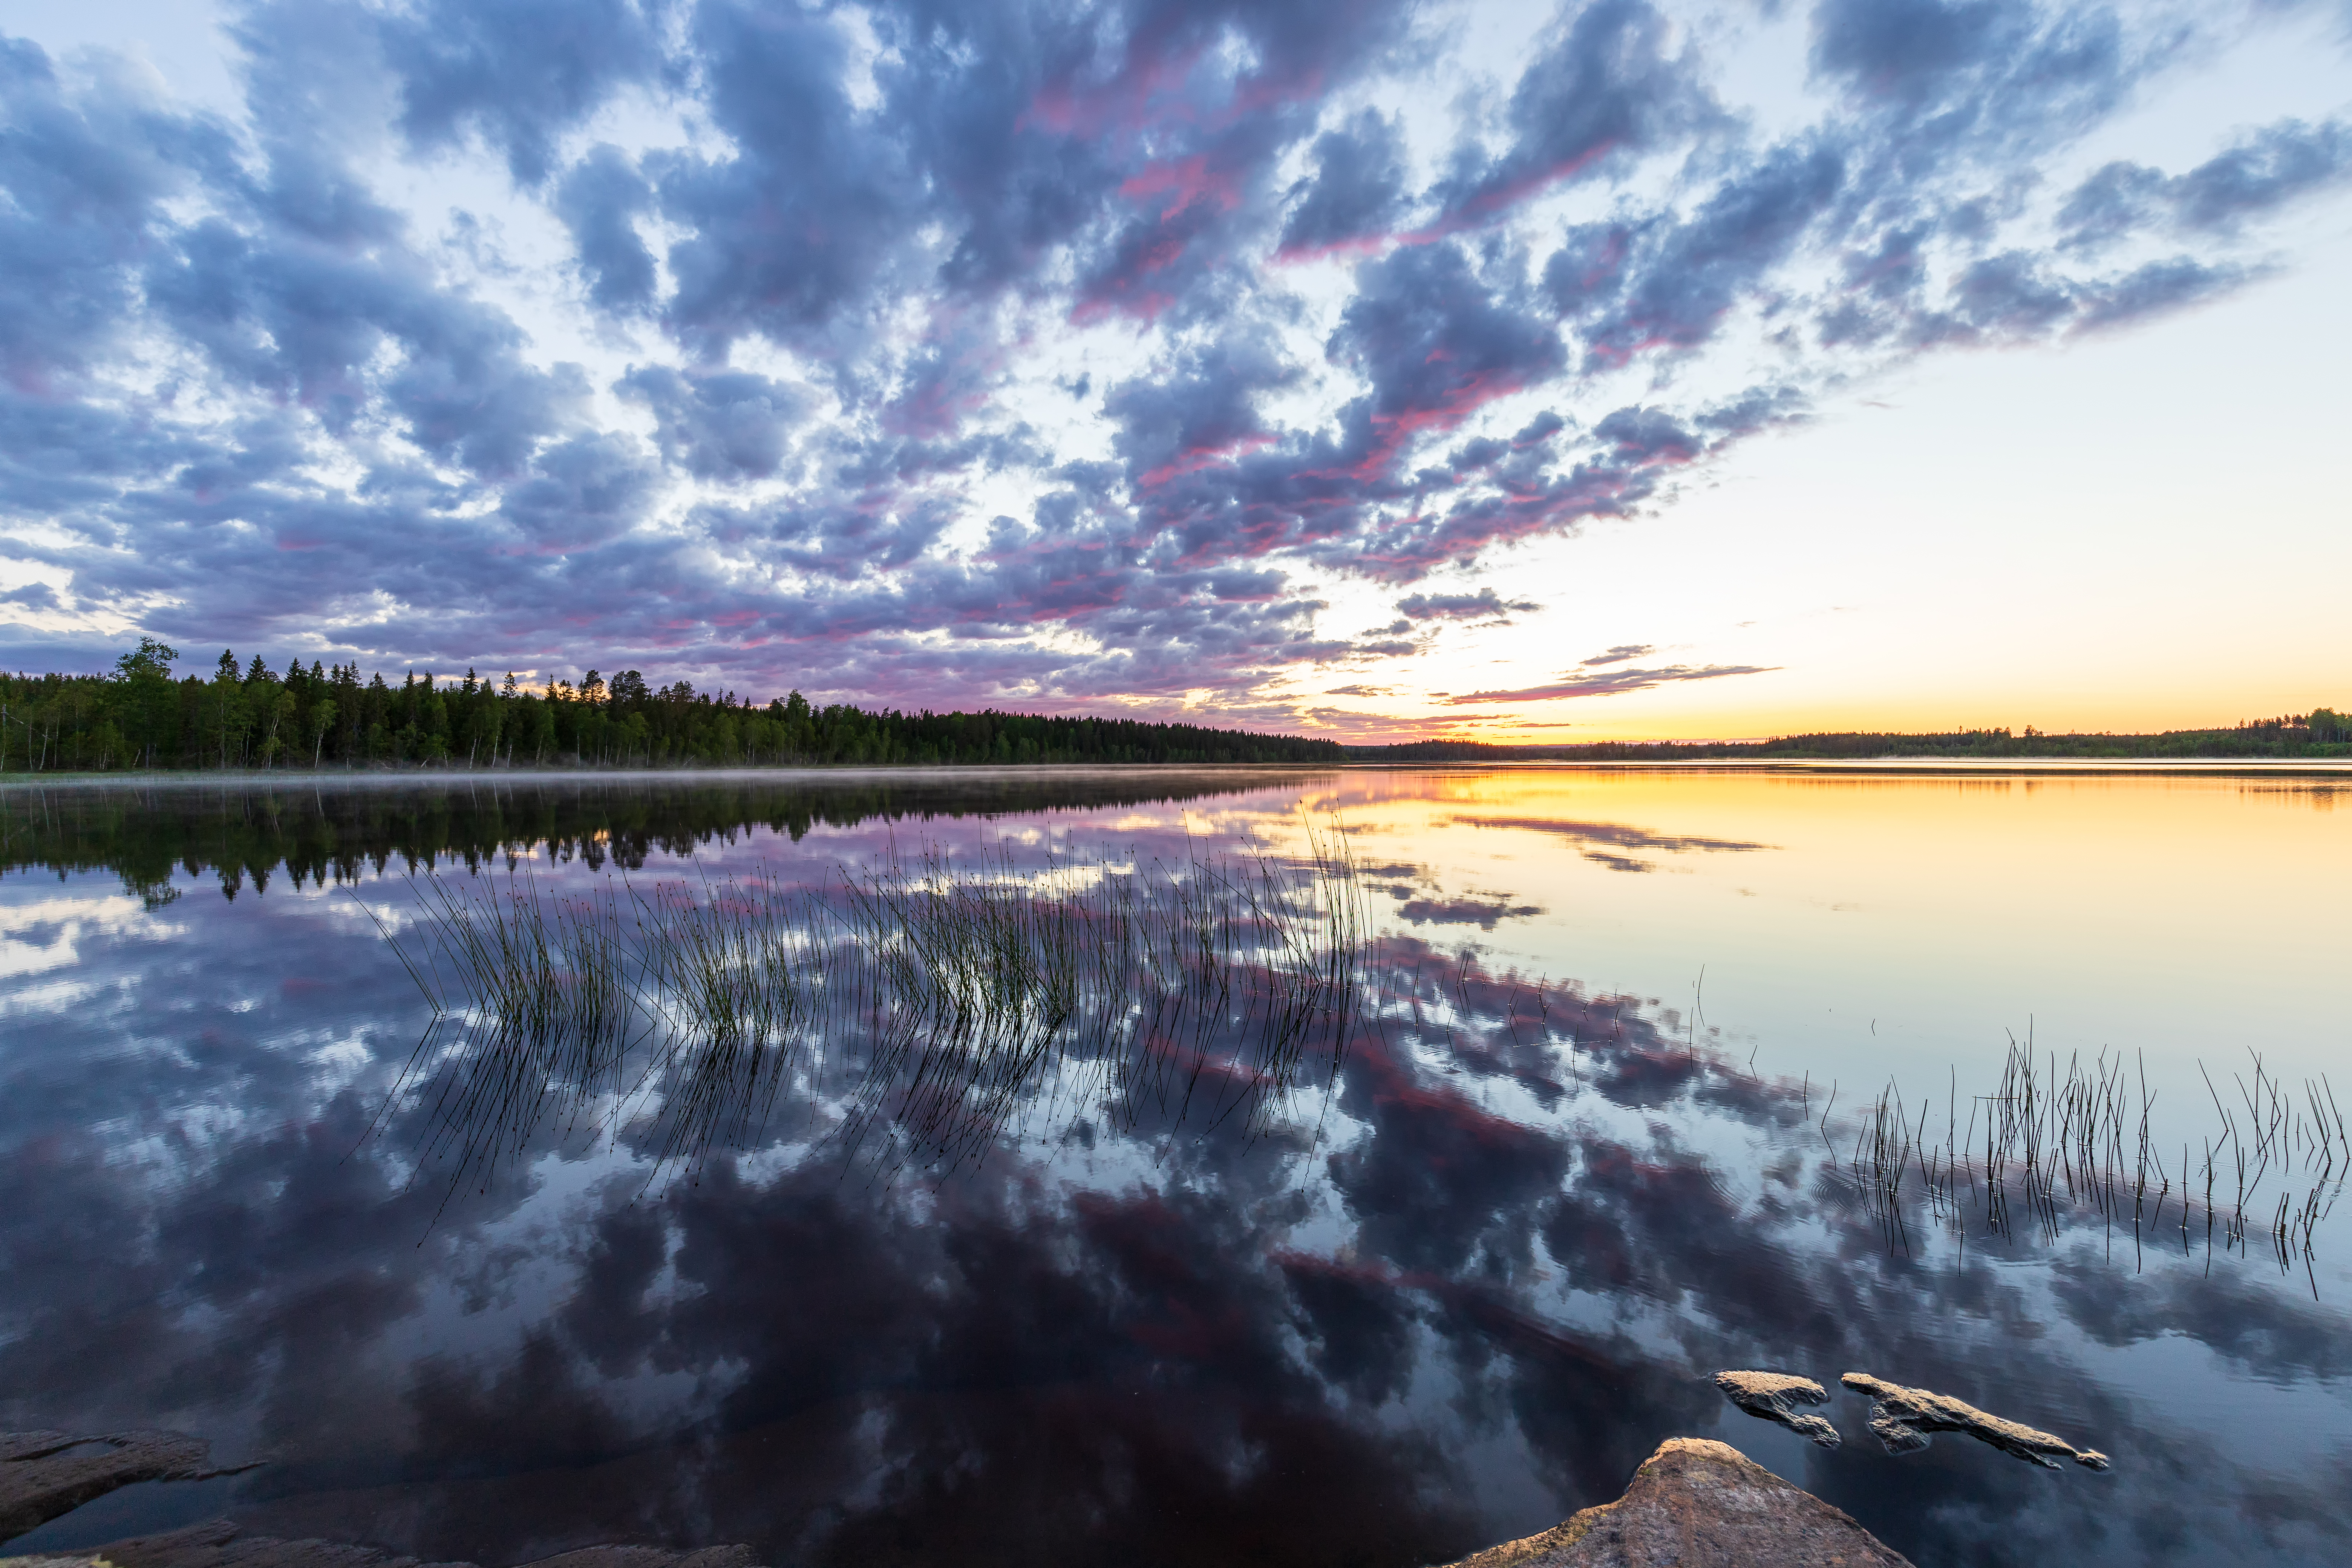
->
<box><xmin>1176</xmin><ymin>768</ymin><xmax>2351</xmax><ymax>1092</ymax></box>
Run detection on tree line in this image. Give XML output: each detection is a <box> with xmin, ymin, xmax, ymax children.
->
<box><xmin>0</xmin><ymin>640</ymin><xmax>1347</xmax><ymax>773</ymax></box>
<box><xmin>5</xmin><ymin>640</ymin><xmax>2339</xmax><ymax>773</ymax></box>
<box><xmin>1355</xmin><ymin>713</ymin><xmax>2352</xmax><ymax>763</ymax></box>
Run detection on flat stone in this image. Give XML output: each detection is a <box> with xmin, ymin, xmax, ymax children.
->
<box><xmin>1713</xmin><ymin>1370</ymin><xmax>1842</xmax><ymax>1448</ymax></box>
<box><xmin>2</xmin><ymin>1433</ymin><xmax>260</xmax><ymax>1543</ymax></box>
<box><xmin>1840</xmin><ymin>1373</ymin><xmax>2110</xmax><ymax>1471</ymax></box>
<box><xmin>1435</xmin><ymin>1436</ymin><xmax>1911</xmax><ymax>1568</ymax></box>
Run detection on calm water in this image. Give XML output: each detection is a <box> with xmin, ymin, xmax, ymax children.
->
<box><xmin>2</xmin><ymin>767</ymin><xmax>2347</xmax><ymax>1567</ymax></box>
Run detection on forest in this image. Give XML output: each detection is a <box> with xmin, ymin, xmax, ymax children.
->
<box><xmin>0</xmin><ymin>640</ymin><xmax>1344</xmax><ymax>772</ymax></box>
<box><xmin>1358</xmin><ymin>715</ymin><xmax>2352</xmax><ymax>763</ymax></box>
<box><xmin>2</xmin><ymin>640</ymin><xmax>2343</xmax><ymax>773</ymax></box>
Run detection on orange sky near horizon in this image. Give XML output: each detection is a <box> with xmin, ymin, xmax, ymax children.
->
<box><xmin>1273</xmin><ymin>224</ymin><xmax>2352</xmax><ymax>747</ymax></box>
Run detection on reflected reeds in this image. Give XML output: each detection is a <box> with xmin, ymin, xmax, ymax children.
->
<box><xmin>1831</xmin><ymin>1038</ymin><xmax>2347</xmax><ymax>1287</ymax></box>
<box><xmin>380</xmin><ymin>825</ymin><xmax>1367</xmax><ymax>1192</ymax></box>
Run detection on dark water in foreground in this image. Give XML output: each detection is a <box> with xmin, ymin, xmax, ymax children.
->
<box><xmin>2</xmin><ymin>769</ymin><xmax>2347</xmax><ymax>1567</ymax></box>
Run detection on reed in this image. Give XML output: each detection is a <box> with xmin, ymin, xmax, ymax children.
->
<box><xmin>1831</xmin><ymin>1035</ymin><xmax>2346</xmax><ymax>1286</ymax></box>
<box><xmin>380</xmin><ymin>823</ymin><xmax>1368</xmax><ymax>1183</ymax></box>
<box><xmin>373</xmin><ymin>869</ymin><xmax>645</xmax><ymax>1208</ymax></box>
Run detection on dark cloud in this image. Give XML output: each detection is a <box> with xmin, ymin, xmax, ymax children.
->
<box><xmin>1809</xmin><ymin>0</ymin><xmax>2133</xmax><ymax>160</ymax></box>
<box><xmin>1107</xmin><ymin>337</ymin><xmax>1295</xmax><ymax>493</ymax></box>
<box><xmin>1591</xmin><ymin>405</ymin><xmax>1703</xmax><ymax>465</ymax></box>
<box><xmin>1444</xmin><ymin>663</ymin><xmax>1776</xmax><ymax>704</ymax></box>
<box><xmin>1577</xmin><ymin>142</ymin><xmax>1844</xmax><ymax>368</ymax></box>
<box><xmin>0</xmin><ymin>37</ymin><xmax>203</xmax><ymax>392</ymax></box>
<box><xmin>2061</xmin><ymin>117</ymin><xmax>2352</xmax><ymax>249</ymax></box>
<box><xmin>1396</xmin><ymin>588</ymin><xmax>1542</xmax><ymax>620</ymax></box>
<box><xmin>480</xmin><ymin>434</ymin><xmax>657</xmax><ymax>565</ymax></box>
<box><xmin>1279</xmin><ymin>109</ymin><xmax>1409</xmax><ymax>259</ymax></box>
<box><xmin>378</xmin><ymin>0</ymin><xmax>662</xmax><ymax>185</ymax></box>
<box><xmin>1388</xmin><ymin>891</ymin><xmax>1547</xmax><ymax>929</ymax></box>
<box><xmin>554</xmin><ymin>145</ymin><xmax>658</xmax><ymax>313</ymax></box>
<box><xmin>2171</xmin><ymin>117</ymin><xmax>2352</xmax><ymax>228</ymax></box>
<box><xmin>615</xmin><ymin>366</ymin><xmax>805</xmax><ymax>482</ymax></box>
<box><xmin>1328</xmin><ymin>240</ymin><xmax>1566</xmax><ymax>453</ymax></box>
<box><xmin>651</xmin><ymin>2</ymin><xmax>911</xmax><ymax>363</ymax></box>
<box><xmin>1436</xmin><ymin>0</ymin><xmax>1717</xmax><ymax>226</ymax></box>
<box><xmin>1811</xmin><ymin>0</ymin><xmax>2023</xmax><ymax>103</ymax></box>
<box><xmin>1580</xmin><ymin>643</ymin><xmax>1651</xmax><ymax>665</ymax></box>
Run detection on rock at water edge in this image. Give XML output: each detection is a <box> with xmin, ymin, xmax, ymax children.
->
<box><xmin>1840</xmin><ymin>1373</ymin><xmax>2110</xmax><ymax>1470</ymax></box>
<box><xmin>1713</xmin><ymin>1370</ymin><xmax>1842</xmax><ymax>1448</ymax></box>
<box><xmin>1435</xmin><ymin>1435</ymin><xmax>1911</xmax><ymax>1568</ymax></box>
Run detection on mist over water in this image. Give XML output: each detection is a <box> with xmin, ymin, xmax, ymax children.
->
<box><xmin>2</xmin><ymin>767</ymin><xmax>2347</xmax><ymax>1567</ymax></box>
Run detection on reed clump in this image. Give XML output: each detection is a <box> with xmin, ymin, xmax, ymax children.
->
<box><xmin>380</xmin><ymin>826</ymin><xmax>1366</xmax><ymax>1184</ymax></box>
<box><xmin>374</xmin><ymin>870</ymin><xmax>641</xmax><ymax>1203</ymax></box>
<box><xmin>1830</xmin><ymin>1036</ymin><xmax>2346</xmax><ymax>1287</ymax></box>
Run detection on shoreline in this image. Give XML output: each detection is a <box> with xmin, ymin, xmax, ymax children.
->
<box><xmin>3</xmin><ymin>754</ymin><xmax>2350</xmax><ymax>792</ymax></box>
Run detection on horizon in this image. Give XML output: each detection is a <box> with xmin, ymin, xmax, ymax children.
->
<box><xmin>11</xmin><ymin>636</ymin><xmax>2341</xmax><ymax>747</ymax></box>
<box><xmin>2</xmin><ymin>2</ymin><xmax>2348</xmax><ymax>743</ymax></box>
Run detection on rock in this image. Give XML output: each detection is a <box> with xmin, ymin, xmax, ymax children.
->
<box><xmin>1839</xmin><ymin>1374</ymin><xmax>2109</xmax><ymax>1470</ymax></box>
<box><xmin>1</xmin><ymin>1432</ymin><xmax>261</xmax><ymax>1543</ymax></box>
<box><xmin>1434</xmin><ymin>1436</ymin><xmax>1910</xmax><ymax>1568</ymax></box>
<box><xmin>3</xmin><ymin>1518</ymin><xmax>764</xmax><ymax>1568</ymax></box>
<box><xmin>1712</xmin><ymin>1370</ymin><xmax>1841</xmax><ymax>1448</ymax></box>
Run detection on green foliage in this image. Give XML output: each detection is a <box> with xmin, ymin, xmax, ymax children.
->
<box><xmin>10</xmin><ymin>640</ymin><xmax>2335</xmax><ymax>774</ymax></box>
<box><xmin>0</xmin><ymin>645</ymin><xmax>1346</xmax><ymax>772</ymax></box>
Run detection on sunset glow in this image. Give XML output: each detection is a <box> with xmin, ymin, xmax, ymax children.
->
<box><xmin>3</xmin><ymin>0</ymin><xmax>2348</xmax><ymax>737</ymax></box>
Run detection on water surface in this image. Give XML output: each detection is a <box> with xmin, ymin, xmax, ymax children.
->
<box><xmin>2</xmin><ymin>767</ymin><xmax>2346</xmax><ymax>1567</ymax></box>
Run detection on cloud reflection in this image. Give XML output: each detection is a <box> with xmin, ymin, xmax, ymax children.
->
<box><xmin>2</xmin><ymin>784</ymin><xmax>2348</xmax><ymax>1568</ymax></box>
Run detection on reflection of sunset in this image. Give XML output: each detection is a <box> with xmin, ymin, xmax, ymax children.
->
<box><xmin>1169</xmin><ymin>768</ymin><xmax>2351</xmax><ymax>1091</ymax></box>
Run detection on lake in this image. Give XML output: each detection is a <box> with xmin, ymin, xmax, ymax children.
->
<box><xmin>2</xmin><ymin>766</ymin><xmax>2346</xmax><ymax>1567</ymax></box>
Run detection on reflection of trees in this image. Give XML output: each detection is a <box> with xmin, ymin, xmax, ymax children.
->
<box><xmin>0</xmin><ymin>772</ymin><xmax>1298</xmax><ymax>903</ymax></box>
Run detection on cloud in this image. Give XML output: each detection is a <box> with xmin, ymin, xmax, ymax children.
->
<box><xmin>1388</xmin><ymin>892</ymin><xmax>1548</xmax><ymax>929</ymax></box>
<box><xmin>1395</xmin><ymin>588</ymin><xmax>1541</xmax><ymax>621</ymax></box>
<box><xmin>378</xmin><ymin>0</ymin><xmax>661</xmax><ymax>185</ymax></box>
<box><xmin>615</xmin><ymin>366</ymin><xmax>806</xmax><ymax>482</ymax></box>
<box><xmin>1433</xmin><ymin>0</ymin><xmax>1717</xmax><ymax>227</ymax></box>
<box><xmin>1575</xmin><ymin>141</ymin><xmax>1844</xmax><ymax>369</ymax></box>
<box><xmin>1579</xmin><ymin>644</ymin><xmax>1651</xmax><ymax>666</ymax></box>
<box><xmin>1450</xmin><ymin>813</ymin><xmax>1775</xmax><ymax>871</ymax></box>
<box><xmin>0</xmin><ymin>0</ymin><xmax>2338</xmax><ymax>723</ymax></box>
<box><xmin>554</xmin><ymin>144</ymin><xmax>657</xmax><ymax>312</ymax></box>
<box><xmin>2060</xmin><ymin>117</ymin><xmax>2352</xmax><ymax>249</ymax></box>
<box><xmin>1329</xmin><ymin>240</ymin><xmax>1567</xmax><ymax>452</ymax></box>
<box><xmin>1278</xmin><ymin>109</ymin><xmax>1409</xmax><ymax>259</ymax></box>
<box><xmin>1442</xmin><ymin>663</ymin><xmax>1776</xmax><ymax>703</ymax></box>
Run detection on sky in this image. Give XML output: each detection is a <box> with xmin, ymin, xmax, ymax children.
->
<box><xmin>0</xmin><ymin>0</ymin><xmax>2348</xmax><ymax>741</ymax></box>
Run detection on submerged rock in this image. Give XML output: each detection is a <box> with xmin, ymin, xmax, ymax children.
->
<box><xmin>1</xmin><ymin>1432</ymin><xmax>260</xmax><ymax>1543</ymax></box>
<box><xmin>1712</xmin><ymin>1370</ymin><xmax>1841</xmax><ymax>1447</ymax></box>
<box><xmin>0</xmin><ymin>1518</ymin><xmax>763</xmax><ymax>1568</ymax></box>
<box><xmin>1840</xmin><ymin>1373</ymin><xmax>2110</xmax><ymax>1470</ymax></box>
<box><xmin>1436</xmin><ymin>1436</ymin><xmax>1910</xmax><ymax>1568</ymax></box>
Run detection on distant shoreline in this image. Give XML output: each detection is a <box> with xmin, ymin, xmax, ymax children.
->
<box><xmin>4</xmin><ymin>754</ymin><xmax>2350</xmax><ymax>790</ymax></box>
